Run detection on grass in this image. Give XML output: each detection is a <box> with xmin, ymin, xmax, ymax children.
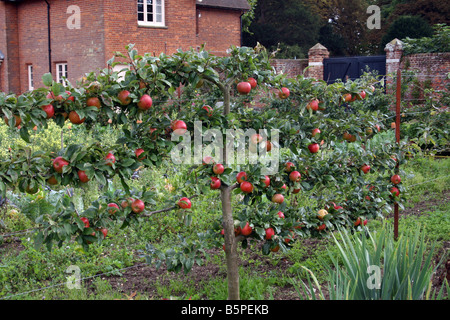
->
<box><xmin>0</xmin><ymin>156</ymin><xmax>448</xmax><ymax>300</ymax></box>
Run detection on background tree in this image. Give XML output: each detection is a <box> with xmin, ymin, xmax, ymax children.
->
<box><xmin>243</xmin><ymin>0</ymin><xmax>323</xmax><ymax>58</ymax></box>
<box><xmin>380</xmin><ymin>15</ymin><xmax>434</xmax><ymax>50</ymax></box>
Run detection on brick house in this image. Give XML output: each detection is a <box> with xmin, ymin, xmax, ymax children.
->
<box><xmin>0</xmin><ymin>0</ymin><xmax>250</xmax><ymax>94</ymax></box>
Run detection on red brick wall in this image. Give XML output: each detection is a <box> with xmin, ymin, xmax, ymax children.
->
<box><xmin>196</xmin><ymin>7</ymin><xmax>242</xmax><ymax>56</ymax></box>
<box><xmin>103</xmin><ymin>0</ymin><xmax>197</xmax><ymax>61</ymax></box>
<box><xmin>17</xmin><ymin>0</ymin><xmax>105</xmax><ymax>92</ymax></box>
<box><xmin>1</xmin><ymin>0</ymin><xmax>246</xmax><ymax>94</ymax></box>
<box><xmin>0</xmin><ymin>2</ymin><xmax>21</xmax><ymax>94</ymax></box>
<box><xmin>400</xmin><ymin>53</ymin><xmax>450</xmax><ymax>97</ymax></box>
<box><xmin>271</xmin><ymin>59</ymin><xmax>308</xmax><ymax>79</ymax></box>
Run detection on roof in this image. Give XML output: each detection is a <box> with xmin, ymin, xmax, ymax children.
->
<box><xmin>196</xmin><ymin>0</ymin><xmax>251</xmax><ymax>11</ymax></box>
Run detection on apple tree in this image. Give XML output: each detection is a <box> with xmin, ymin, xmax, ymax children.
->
<box><xmin>0</xmin><ymin>44</ymin><xmax>407</xmax><ymax>300</ymax></box>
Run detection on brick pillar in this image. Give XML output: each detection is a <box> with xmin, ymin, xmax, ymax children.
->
<box><xmin>307</xmin><ymin>43</ymin><xmax>329</xmax><ymax>80</ymax></box>
<box><xmin>384</xmin><ymin>38</ymin><xmax>404</xmax><ymax>95</ymax></box>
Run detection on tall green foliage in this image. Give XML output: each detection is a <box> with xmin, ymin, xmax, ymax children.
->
<box><xmin>291</xmin><ymin>223</ymin><xmax>447</xmax><ymax>300</ymax></box>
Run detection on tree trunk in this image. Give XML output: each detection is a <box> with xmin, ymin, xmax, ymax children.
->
<box><xmin>221</xmin><ymin>186</ymin><xmax>240</xmax><ymax>300</ymax></box>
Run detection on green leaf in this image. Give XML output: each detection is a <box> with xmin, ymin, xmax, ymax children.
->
<box><xmin>42</xmin><ymin>73</ymin><xmax>53</xmax><ymax>87</ymax></box>
<box><xmin>19</xmin><ymin>126</ymin><xmax>30</xmax><ymax>143</ymax></box>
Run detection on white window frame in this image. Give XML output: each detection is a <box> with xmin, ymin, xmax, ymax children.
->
<box><xmin>56</xmin><ymin>63</ymin><xmax>68</xmax><ymax>86</ymax></box>
<box><xmin>27</xmin><ymin>64</ymin><xmax>34</xmax><ymax>91</ymax></box>
<box><xmin>137</xmin><ymin>0</ymin><xmax>165</xmax><ymax>27</ymax></box>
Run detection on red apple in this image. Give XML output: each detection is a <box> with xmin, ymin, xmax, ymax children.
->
<box><xmin>277</xmin><ymin>211</ymin><xmax>285</xmax><ymax>219</ymax></box>
<box><xmin>78</xmin><ymin>170</ymin><xmax>89</xmax><ymax>183</ymax></box>
<box><xmin>390</xmin><ymin>187</ymin><xmax>400</xmax><ymax>197</ymax></box>
<box><xmin>361</xmin><ymin>164</ymin><xmax>371</xmax><ymax>174</ymax></box>
<box><xmin>391</xmin><ymin>174</ymin><xmax>401</xmax><ymax>184</ymax></box>
<box><xmin>359</xmin><ymin>91</ymin><xmax>366</xmax><ymax>99</ymax></box>
<box><xmin>135</xmin><ymin>148</ymin><xmax>145</xmax><ymax>161</ymax></box>
<box><xmin>118</xmin><ymin>90</ymin><xmax>132</xmax><ymax>105</ymax></box>
<box><xmin>278</xmin><ymin>87</ymin><xmax>290</xmax><ymax>99</ymax></box>
<box><xmin>202</xmin><ymin>105</ymin><xmax>213</xmax><ymax>117</ymax></box>
<box><xmin>306</xmin><ymin>99</ymin><xmax>319</xmax><ymax>111</ymax></box>
<box><xmin>285</xmin><ymin>161</ymin><xmax>295</xmax><ymax>172</ymax></box>
<box><xmin>172</xmin><ymin>120</ymin><xmax>187</xmax><ymax>135</ymax></box>
<box><xmin>213</xmin><ymin>163</ymin><xmax>225</xmax><ymax>175</ymax></box>
<box><xmin>177</xmin><ymin>197</ymin><xmax>191</xmax><ymax>209</ymax></box>
<box><xmin>289</xmin><ymin>171</ymin><xmax>301</xmax><ymax>182</ymax></box>
<box><xmin>312</xmin><ymin>128</ymin><xmax>321</xmax><ymax>137</ymax></box>
<box><xmin>343</xmin><ymin>93</ymin><xmax>352</xmax><ymax>102</ymax></box>
<box><xmin>265</xmin><ymin>227</ymin><xmax>275</xmax><ymax>240</ymax></box>
<box><xmin>131</xmin><ymin>199</ymin><xmax>145</xmax><ymax>213</ymax></box>
<box><xmin>248</xmin><ymin>77</ymin><xmax>257</xmax><ymax>89</ymax></box>
<box><xmin>237</xmin><ymin>81</ymin><xmax>252</xmax><ymax>95</ymax></box>
<box><xmin>65</xmin><ymin>91</ymin><xmax>75</xmax><ymax>102</ymax></box>
<box><xmin>41</xmin><ymin>104</ymin><xmax>55</xmax><ymax>119</ymax></box>
<box><xmin>46</xmin><ymin>91</ymin><xmax>64</xmax><ymax>102</ymax></box>
<box><xmin>262</xmin><ymin>175</ymin><xmax>270</xmax><ymax>188</ymax></box>
<box><xmin>240</xmin><ymin>181</ymin><xmax>253</xmax><ymax>193</ymax></box>
<box><xmin>210</xmin><ymin>177</ymin><xmax>221</xmax><ymax>190</ymax></box>
<box><xmin>86</xmin><ymin>97</ymin><xmax>101</xmax><ymax>109</ymax></box>
<box><xmin>308</xmin><ymin>143</ymin><xmax>320</xmax><ymax>153</ymax></box>
<box><xmin>68</xmin><ymin>111</ymin><xmax>85</xmax><ymax>124</ymax></box>
<box><xmin>80</xmin><ymin>217</ymin><xmax>89</xmax><ymax>228</ymax></box>
<box><xmin>250</xmin><ymin>133</ymin><xmax>264</xmax><ymax>145</ymax></box>
<box><xmin>241</xmin><ymin>222</ymin><xmax>252</xmax><ymax>236</ymax></box>
<box><xmin>100</xmin><ymin>228</ymin><xmax>108</xmax><ymax>238</ymax></box>
<box><xmin>272</xmin><ymin>194</ymin><xmax>284</xmax><ymax>204</ymax></box>
<box><xmin>137</xmin><ymin>94</ymin><xmax>152</xmax><ymax>110</ymax></box>
<box><xmin>105</xmin><ymin>152</ymin><xmax>116</xmax><ymax>166</ymax></box>
<box><xmin>107</xmin><ymin>203</ymin><xmax>120</xmax><ymax>215</ymax></box>
<box><xmin>236</xmin><ymin>171</ymin><xmax>247</xmax><ymax>184</ymax></box>
<box><xmin>202</xmin><ymin>156</ymin><xmax>215</xmax><ymax>165</ymax></box>
<box><xmin>52</xmin><ymin>156</ymin><xmax>69</xmax><ymax>173</ymax></box>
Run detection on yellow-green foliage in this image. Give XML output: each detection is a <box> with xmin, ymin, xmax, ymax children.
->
<box><xmin>0</xmin><ymin>121</ymin><xmax>121</xmax><ymax>159</ymax></box>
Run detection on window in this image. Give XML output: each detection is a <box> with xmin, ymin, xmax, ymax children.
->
<box><xmin>56</xmin><ymin>63</ymin><xmax>68</xmax><ymax>86</ymax></box>
<box><xmin>27</xmin><ymin>65</ymin><xmax>34</xmax><ymax>91</ymax></box>
<box><xmin>138</xmin><ymin>0</ymin><xmax>165</xmax><ymax>27</ymax></box>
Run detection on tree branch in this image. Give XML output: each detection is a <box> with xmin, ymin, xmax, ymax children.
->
<box><xmin>141</xmin><ymin>194</ymin><xmax>198</xmax><ymax>217</ymax></box>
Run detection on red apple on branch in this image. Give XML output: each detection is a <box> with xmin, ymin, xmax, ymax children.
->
<box><xmin>265</xmin><ymin>227</ymin><xmax>275</xmax><ymax>240</ymax></box>
<box><xmin>87</xmin><ymin>97</ymin><xmax>101</xmax><ymax>109</ymax></box>
<box><xmin>240</xmin><ymin>181</ymin><xmax>253</xmax><ymax>193</ymax></box>
<box><xmin>248</xmin><ymin>77</ymin><xmax>257</xmax><ymax>89</ymax></box>
<box><xmin>237</xmin><ymin>81</ymin><xmax>252</xmax><ymax>95</ymax></box>
<box><xmin>52</xmin><ymin>156</ymin><xmax>69</xmax><ymax>173</ymax></box>
<box><xmin>135</xmin><ymin>148</ymin><xmax>145</xmax><ymax>161</ymax></box>
<box><xmin>213</xmin><ymin>163</ymin><xmax>225</xmax><ymax>175</ymax></box>
<box><xmin>131</xmin><ymin>199</ymin><xmax>145</xmax><ymax>213</ymax></box>
<box><xmin>177</xmin><ymin>197</ymin><xmax>192</xmax><ymax>209</ymax></box>
<box><xmin>241</xmin><ymin>222</ymin><xmax>253</xmax><ymax>236</ymax></box>
<box><xmin>391</xmin><ymin>174</ymin><xmax>401</xmax><ymax>184</ymax></box>
<box><xmin>289</xmin><ymin>171</ymin><xmax>301</xmax><ymax>182</ymax></box>
<box><xmin>210</xmin><ymin>177</ymin><xmax>221</xmax><ymax>190</ymax></box>
<box><xmin>107</xmin><ymin>203</ymin><xmax>120</xmax><ymax>215</ymax></box>
<box><xmin>236</xmin><ymin>171</ymin><xmax>247</xmax><ymax>184</ymax></box>
<box><xmin>278</xmin><ymin>87</ymin><xmax>290</xmax><ymax>99</ymax></box>
<box><xmin>78</xmin><ymin>170</ymin><xmax>89</xmax><ymax>183</ymax></box>
<box><xmin>118</xmin><ymin>90</ymin><xmax>132</xmax><ymax>105</ymax></box>
<box><xmin>308</xmin><ymin>143</ymin><xmax>320</xmax><ymax>154</ymax></box>
<box><xmin>137</xmin><ymin>94</ymin><xmax>152</xmax><ymax>110</ymax></box>
<box><xmin>306</xmin><ymin>99</ymin><xmax>319</xmax><ymax>111</ymax></box>
<box><xmin>41</xmin><ymin>104</ymin><xmax>55</xmax><ymax>119</ymax></box>
<box><xmin>172</xmin><ymin>120</ymin><xmax>187</xmax><ymax>135</ymax></box>
<box><xmin>361</xmin><ymin>164</ymin><xmax>371</xmax><ymax>174</ymax></box>
<box><xmin>272</xmin><ymin>194</ymin><xmax>284</xmax><ymax>204</ymax></box>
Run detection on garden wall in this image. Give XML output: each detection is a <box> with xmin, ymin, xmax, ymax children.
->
<box><xmin>385</xmin><ymin>39</ymin><xmax>449</xmax><ymax>102</ymax></box>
